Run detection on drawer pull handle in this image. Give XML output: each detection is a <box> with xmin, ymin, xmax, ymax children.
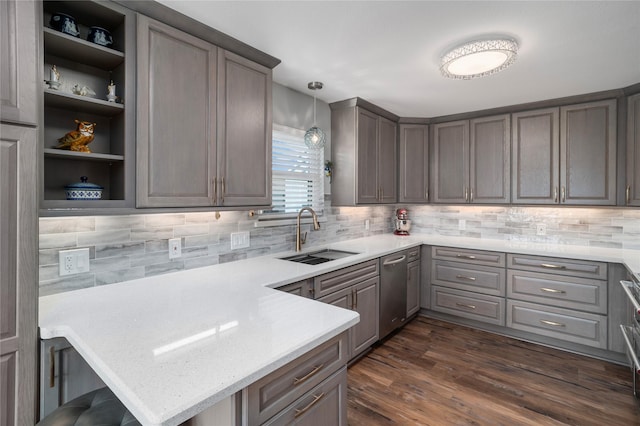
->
<box><xmin>540</xmin><ymin>287</ymin><xmax>566</xmax><ymax>294</ymax></box>
<box><xmin>540</xmin><ymin>263</ymin><xmax>566</xmax><ymax>270</ymax></box>
<box><xmin>409</xmin><ymin>250</ymin><xmax>419</xmax><ymax>257</ymax></box>
<box><xmin>383</xmin><ymin>255</ymin><xmax>406</xmax><ymax>266</ymax></box>
<box><xmin>294</xmin><ymin>393</ymin><xmax>325</xmax><ymax>418</ymax></box>
<box><xmin>49</xmin><ymin>346</ymin><xmax>55</xmax><ymax>388</ymax></box>
<box><xmin>293</xmin><ymin>364</ymin><xmax>324</xmax><ymax>385</ymax></box>
<box><xmin>456</xmin><ymin>254</ymin><xmax>476</xmax><ymax>260</ymax></box>
<box><xmin>456</xmin><ymin>275</ymin><xmax>476</xmax><ymax>281</ymax></box>
<box><xmin>456</xmin><ymin>303</ymin><xmax>476</xmax><ymax>310</ymax></box>
<box><xmin>540</xmin><ymin>319</ymin><xmax>565</xmax><ymax>327</ymax></box>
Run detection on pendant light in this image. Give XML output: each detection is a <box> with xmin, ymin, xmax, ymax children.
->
<box><xmin>304</xmin><ymin>81</ymin><xmax>326</xmax><ymax>150</ymax></box>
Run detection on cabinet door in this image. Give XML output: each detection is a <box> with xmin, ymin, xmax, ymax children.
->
<box><xmin>407</xmin><ymin>260</ymin><xmax>421</xmax><ymax>317</ymax></box>
<box><xmin>560</xmin><ymin>100</ymin><xmax>616</xmax><ymax>205</ymax></box>
<box><xmin>628</xmin><ymin>94</ymin><xmax>640</xmax><ymax>206</ymax></box>
<box><xmin>398</xmin><ymin>124</ymin><xmax>429</xmax><ymax>203</ymax></box>
<box><xmin>512</xmin><ymin>108</ymin><xmax>560</xmax><ymax>204</ymax></box>
<box><xmin>378</xmin><ymin>116</ymin><xmax>397</xmax><ymax>203</ymax></box>
<box><xmin>432</xmin><ymin>120</ymin><xmax>469</xmax><ymax>203</ymax></box>
<box><xmin>470</xmin><ymin>114</ymin><xmax>510</xmax><ymax>204</ymax></box>
<box><xmin>0</xmin><ymin>0</ymin><xmax>38</xmax><ymax>125</ymax></box>
<box><xmin>351</xmin><ymin>277</ymin><xmax>379</xmax><ymax>358</ymax></box>
<box><xmin>136</xmin><ymin>16</ymin><xmax>217</xmax><ymax>207</ymax></box>
<box><xmin>217</xmin><ymin>50</ymin><xmax>272</xmax><ymax>206</ymax></box>
<box><xmin>1</xmin><ymin>124</ymin><xmax>37</xmax><ymax>426</ymax></box>
<box><xmin>356</xmin><ymin>108</ymin><xmax>380</xmax><ymax>204</ymax></box>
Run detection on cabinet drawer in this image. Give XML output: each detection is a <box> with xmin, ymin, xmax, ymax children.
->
<box><xmin>507</xmin><ymin>300</ymin><xmax>607</xmax><ymax>349</ymax></box>
<box><xmin>407</xmin><ymin>247</ymin><xmax>421</xmax><ymax>263</ymax></box>
<box><xmin>314</xmin><ymin>259</ymin><xmax>378</xmax><ymax>299</ymax></box>
<box><xmin>432</xmin><ymin>246</ymin><xmax>505</xmax><ymax>267</ymax></box>
<box><xmin>507</xmin><ymin>254</ymin><xmax>607</xmax><ymax>280</ymax></box>
<box><xmin>264</xmin><ymin>367</ymin><xmax>347</xmax><ymax>426</ymax></box>
<box><xmin>507</xmin><ymin>270</ymin><xmax>607</xmax><ymax>314</ymax></box>
<box><xmin>431</xmin><ymin>286</ymin><xmax>505</xmax><ymax>326</ymax></box>
<box><xmin>247</xmin><ymin>332</ymin><xmax>348</xmax><ymax>425</ymax></box>
<box><xmin>431</xmin><ymin>260</ymin><xmax>505</xmax><ymax>296</ymax></box>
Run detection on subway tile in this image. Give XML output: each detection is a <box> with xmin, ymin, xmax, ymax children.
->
<box><xmin>39</xmin><ymin>264</ymin><xmax>60</xmax><ymax>281</ymax></box>
<box><xmin>131</xmin><ymin>227</ymin><xmax>173</xmax><ymax>242</ymax></box>
<box><xmin>184</xmin><ymin>255</ymin><xmax>219</xmax><ymax>270</ymax></box>
<box><xmin>145</xmin><ymin>261</ymin><xmax>184</xmax><ymax>277</ymax></box>
<box><xmin>39</xmin><ymin>274</ymin><xmax>95</xmax><ymax>297</ymax></box>
<box><xmin>77</xmin><ymin>229</ymin><xmax>130</xmax><ymax>246</ymax></box>
<box><xmin>90</xmin><ymin>256</ymin><xmax>130</xmax><ymax>273</ymax></box>
<box><xmin>39</xmin><ymin>217</ymin><xmax>95</xmax><ymax>234</ymax></box>
<box><xmin>95</xmin><ymin>267</ymin><xmax>145</xmax><ymax>286</ymax></box>
<box><xmin>144</xmin><ymin>214</ymin><xmax>185</xmax><ymax>227</ymax></box>
<box><xmin>39</xmin><ymin>233</ymin><xmax>78</xmax><ymax>250</ymax></box>
<box><xmin>95</xmin><ymin>215</ymin><xmax>145</xmax><ymax>231</ymax></box>
<box><xmin>184</xmin><ymin>234</ymin><xmax>220</xmax><ymax>247</ymax></box>
<box><xmin>173</xmin><ymin>223</ymin><xmax>210</xmax><ymax>238</ymax></box>
<box><xmin>130</xmin><ymin>251</ymin><xmax>170</xmax><ymax>267</ymax></box>
<box><xmin>95</xmin><ymin>241</ymin><xmax>145</xmax><ymax>259</ymax></box>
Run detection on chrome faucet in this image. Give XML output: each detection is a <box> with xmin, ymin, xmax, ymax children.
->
<box><xmin>296</xmin><ymin>207</ymin><xmax>320</xmax><ymax>252</ymax></box>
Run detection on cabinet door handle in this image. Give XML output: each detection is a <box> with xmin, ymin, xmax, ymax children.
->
<box><xmin>221</xmin><ymin>177</ymin><xmax>225</xmax><ymax>204</ymax></box>
<box><xmin>425</xmin><ymin>188</ymin><xmax>429</xmax><ymax>201</ymax></box>
<box><xmin>456</xmin><ymin>254</ymin><xmax>476</xmax><ymax>260</ymax></box>
<box><xmin>470</xmin><ymin>188</ymin><xmax>474</xmax><ymax>202</ymax></box>
<box><xmin>554</xmin><ymin>186</ymin><xmax>558</xmax><ymax>203</ymax></box>
<box><xmin>456</xmin><ymin>303</ymin><xmax>476</xmax><ymax>310</ymax></box>
<box><xmin>456</xmin><ymin>275</ymin><xmax>476</xmax><ymax>281</ymax></box>
<box><xmin>540</xmin><ymin>319</ymin><xmax>565</xmax><ymax>327</ymax></box>
<box><xmin>540</xmin><ymin>287</ymin><xmax>566</xmax><ymax>294</ymax></box>
<box><xmin>354</xmin><ymin>288</ymin><xmax>358</xmax><ymax>310</ymax></box>
<box><xmin>464</xmin><ymin>187</ymin><xmax>468</xmax><ymax>202</ymax></box>
<box><xmin>561</xmin><ymin>186</ymin><xmax>566</xmax><ymax>203</ymax></box>
<box><xmin>294</xmin><ymin>393</ymin><xmax>326</xmax><ymax>418</ymax></box>
<box><xmin>381</xmin><ymin>187</ymin><xmax>384</xmax><ymax>201</ymax></box>
<box><xmin>212</xmin><ymin>177</ymin><xmax>217</xmax><ymax>205</ymax></box>
<box><xmin>49</xmin><ymin>346</ymin><xmax>56</xmax><ymax>388</ymax></box>
<box><xmin>540</xmin><ymin>263</ymin><xmax>566</xmax><ymax>270</ymax></box>
<box><xmin>293</xmin><ymin>364</ymin><xmax>324</xmax><ymax>385</ymax></box>
<box><xmin>627</xmin><ymin>185</ymin><xmax>631</xmax><ymax>205</ymax></box>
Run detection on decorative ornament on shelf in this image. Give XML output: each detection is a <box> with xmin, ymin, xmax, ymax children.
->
<box><xmin>304</xmin><ymin>81</ymin><xmax>326</xmax><ymax>150</ymax></box>
<box><xmin>55</xmin><ymin>119</ymin><xmax>96</xmax><ymax>153</ymax></box>
<box><xmin>107</xmin><ymin>80</ymin><xmax>117</xmax><ymax>102</ymax></box>
<box><xmin>45</xmin><ymin>65</ymin><xmax>62</xmax><ymax>90</ymax></box>
<box><xmin>324</xmin><ymin>160</ymin><xmax>333</xmax><ymax>184</ymax></box>
<box><xmin>72</xmin><ymin>84</ymin><xmax>96</xmax><ymax>97</ymax></box>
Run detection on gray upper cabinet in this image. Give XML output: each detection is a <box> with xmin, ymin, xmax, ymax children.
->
<box><xmin>560</xmin><ymin>100</ymin><xmax>616</xmax><ymax>205</ymax></box>
<box><xmin>331</xmin><ymin>99</ymin><xmax>398</xmax><ymax>206</ymax></box>
<box><xmin>137</xmin><ymin>16</ymin><xmax>272</xmax><ymax>208</ymax></box>
<box><xmin>512</xmin><ymin>101</ymin><xmax>616</xmax><ymax>205</ymax></box>
<box><xmin>217</xmin><ymin>50</ymin><xmax>272</xmax><ymax>207</ymax></box>
<box><xmin>626</xmin><ymin>93</ymin><xmax>640</xmax><ymax>206</ymax></box>
<box><xmin>1</xmin><ymin>0</ymin><xmax>38</xmax><ymax>125</ymax></box>
<box><xmin>432</xmin><ymin>114</ymin><xmax>510</xmax><ymax>204</ymax></box>
<box><xmin>398</xmin><ymin>124</ymin><xmax>429</xmax><ymax>203</ymax></box>
<box><xmin>512</xmin><ymin>108</ymin><xmax>560</xmax><ymax>204</ymax></box>
<box><xmin>137</xmin><ymin>15</ymin><xmax>217</xmax><ymax>207</ymax></box>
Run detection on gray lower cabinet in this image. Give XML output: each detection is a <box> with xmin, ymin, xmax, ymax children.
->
<box><xmin>276</xmin><ymin>279</ymin><xmax>313</xmax><ymax>298</ymax></box>
<box><xmin>137</xmin><ymin>16</ymin><xmax>272</xmax><ymax>208</ymax></box>
<box><xmin>627</xmin><ymin>93</ymin><xmax>640</xmax><ymax>206</ymax></box>
<box><xmin>398</xmin><ymin>124</ymin><xmax>429</xmax><ymax>203</ymax></box>
<box><xmin>1</xmin><ymin>123</ymin><xmax>38</xmax><ymax>425</ymax></box>
<box><xmin>246</xmin><ymin>332</ymin><xmax>348</xmax><ymax>425</ymax></box>
<box><xmin>431</xmin><ymin>286</ymin><xmax>506</xmax><ymax>326</ymax></box>
<box><xmin>330</xmin><ymin>99</ymin><xmax>398</xmax><ymax>205</ymax></box>
<box><xmin>512</xmin><ymin>100</ymin><xmax>616</xmax><ymax>205</ymax></box>
<box><xmin>431</xmin><ymin>114</ymin><xmax>510</xmax><ymax>204</ymax></box>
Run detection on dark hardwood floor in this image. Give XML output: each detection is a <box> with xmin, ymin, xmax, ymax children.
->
<box><xmin>347</xmin><ymin>316</ymin><xmax>640</xmax><ymax>425</ymax></box>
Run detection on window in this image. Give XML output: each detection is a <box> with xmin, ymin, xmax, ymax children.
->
<box><xmin>264</xmin><ymin>124</ymin><xmax>324</xmax><ymax>217</ymax></box>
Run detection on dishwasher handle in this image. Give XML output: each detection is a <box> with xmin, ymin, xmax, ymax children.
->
<box><xmin>383</xmin><ymin>255</ymin><xmax>406</xmax><ymax>266</ymax></box>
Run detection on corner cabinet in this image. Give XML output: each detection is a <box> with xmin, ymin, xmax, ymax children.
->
<box><xmin>512</xmin><ymin>100</ymin><xmax>616</xmax><ymax>205</ymax></box>
<box><xmin>330</xmin><ymin>99</ymin><xmax>398</xmax><ymax>206</ymax></box>
<box><xmin>432</xmin><ymin>114</ymin><xmax>510</xmax><ymax>204</ymax></box>
<box><xmin>40</xmin><ymin>1</ymin><xmax>136</xmax><ymax>210</ymax></box>
<box><xmin>136</xmin><ymin>16</ymin><xmax>271</xmax><ymax>208</ymax></box>
<box><xmin>626</xmin><ymin>93</ymin><xmax>640</xmax><ymax>206</ymax></box>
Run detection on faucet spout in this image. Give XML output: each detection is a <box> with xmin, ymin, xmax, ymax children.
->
<box><xmin>296</xmin><ymin>207</ymin><xmax>320</xmax><ymax>252</ymax></box>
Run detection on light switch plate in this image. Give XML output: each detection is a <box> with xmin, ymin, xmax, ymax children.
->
<box><xmin>536</xmin><ymin>224</ymin><xmax>547</xmax><ymax>236</ymax></box>
<box><xmin>231</xmin><ymin>232</ymin><xmax>250</xmax><ymax>250</ymax></box>
<box><xmin>59</xmin><ymin>248</ymin><xmax>90</xmax><ymax>276</ymax></box>
<box><xmin>458</xmin><ymin>219</ymin><xmax>466</xmax><ymax>230</ymax></box>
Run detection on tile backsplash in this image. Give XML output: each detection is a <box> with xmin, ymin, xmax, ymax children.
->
<box><xmin>39</xmin><ymin>202</ymin><xmax>640</xmax><ymax>296</ymax></box>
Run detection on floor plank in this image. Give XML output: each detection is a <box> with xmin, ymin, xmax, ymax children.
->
<box><xmin>347</xmin><ymin>316</ymin><xmax>640</xmax><ymax>425</ymax></box>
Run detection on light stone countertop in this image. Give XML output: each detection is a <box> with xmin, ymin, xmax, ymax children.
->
<box><xmin>38</xmin><ymin>234</ymin><xmax>640</xmax><ymax>425</ymax></box>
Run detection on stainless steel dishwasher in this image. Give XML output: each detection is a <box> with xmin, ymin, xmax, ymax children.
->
<box><xmin>379</xmin><ymin>251</ymin><xmax>408</xmax><ymax>339</ymax></box>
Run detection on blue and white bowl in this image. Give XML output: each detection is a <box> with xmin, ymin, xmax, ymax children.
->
<box><xmin>87</xmin><ymin>26</ymin><xmax>113</xmax><ymax>47</ymax></box>
<box><xmin>50</xmin><ymin>12</ymin><xmax>80</xmax><ymax>37</ymax></box>
<box><xmin>65</xmin><ymin>176</ymin><xmax>103</xmax><ymax>200</ymax></box>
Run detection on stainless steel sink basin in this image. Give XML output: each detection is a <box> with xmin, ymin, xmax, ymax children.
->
<box><xmin>280</xmin><ymin>249</ymin><xmax>358</xmax><ymax>265</ymax></box>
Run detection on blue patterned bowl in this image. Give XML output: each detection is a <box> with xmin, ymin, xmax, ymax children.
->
<box><xmin>50</xmin><ymin>12</ymin><xmax>80</xmax><ymax>37</ymax></box>
<box><xmin>65</xmin><ymin>176</ymin><xmax>103</xmax><ymax>200</ymax></box>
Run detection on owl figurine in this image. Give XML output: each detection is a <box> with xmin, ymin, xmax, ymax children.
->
<box><xmin>56</xmin><ymin>120</ymin><xmax>96</xmax><ymax>153</ymax></box>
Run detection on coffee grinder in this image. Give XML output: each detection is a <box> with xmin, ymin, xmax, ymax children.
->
<box><xmin>394</xmin><ymin>208</ymin><xmax>411</xmax><ymax>236</ymax></box>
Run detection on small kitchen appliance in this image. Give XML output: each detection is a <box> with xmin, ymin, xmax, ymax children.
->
<box><xmin>394</xmin><ymin>208</ymin><xmax>411</xmax><ymax>236</ymax></box>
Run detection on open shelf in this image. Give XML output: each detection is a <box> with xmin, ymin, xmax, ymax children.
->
<box><xmin>44</xmin><ymin>89</ymin><xmax>124</xmax><ymax>115</ymax></box>
<box><xmin>43</xmin><ymin>27</ymin><xmax>124</xmax><ymax>69</ymax></box>
<box><xmin>43</xmin><ymin>148</ymin><xmax>124</xmax><ymax>162</ymax></box>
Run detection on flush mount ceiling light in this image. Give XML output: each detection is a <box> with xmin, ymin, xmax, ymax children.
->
<box><xmin>440</xmin><ymin>38</ymin><xmax>518</xmax><ymax>80</ymax></box>
<box><xmin>304</xmin><ymin>81</ymin><xmax>326</xmax><ymax>150</ymax></box>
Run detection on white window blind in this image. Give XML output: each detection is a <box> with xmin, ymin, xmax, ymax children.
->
<box><xmin>265</xmin><ymin>124</ymin><xmax>324</xmax><ymax>216</ymax></box>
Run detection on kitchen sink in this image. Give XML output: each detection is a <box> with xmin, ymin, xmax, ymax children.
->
<box><xmin>280</xmin><ymin>249</ymin><xmax>358</xmax><ymax>265</ymax></box>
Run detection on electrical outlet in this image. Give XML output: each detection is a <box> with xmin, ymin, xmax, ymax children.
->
<box><xmin>536</xmin><ymin>224</ymin><xmax>547</xmax><ymax>236</ymax></box>
<box><xmin>231</xmin><ymin>232</ymin><xmax>250</xmax><ymax>250</ymax></box>
<box><xmin>458</xmin><ymin>219</ymin><xmax>466</xmax><ymax>230</ymax></box>
<box><xmin>59</xmin><ymin>248</ymin><xmax>90</xmax><ymax>276</ymax></box>
<box><xmin>365</xmin><ymin>219</ymin><xmax>370</xmax><ymax>230</ymax></box>
<box><xmin>169</xmin><ymin>238</ymin><xmax>182</xmax><ymax>259</ymax></box>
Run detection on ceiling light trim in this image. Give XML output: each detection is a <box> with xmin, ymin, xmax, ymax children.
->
<box><xmin>440</xmin><ymin>38</ymin><xmax>518</xmax><ymax>80</ymax></box>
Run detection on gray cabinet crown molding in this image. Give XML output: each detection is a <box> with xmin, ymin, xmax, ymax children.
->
<box><xmin>329</xmin><ymin>97</ymin><xmax>399</xmax><ymax>123</ymax></box>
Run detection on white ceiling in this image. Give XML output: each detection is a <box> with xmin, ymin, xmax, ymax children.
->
<box><xmin>157</xmin><ymin>1</ymin><xmax>640</xmax><ymax>117</ymax></box>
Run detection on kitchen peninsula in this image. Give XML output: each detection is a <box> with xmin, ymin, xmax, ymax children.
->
<box><xmin>39</xmin><ymin>234</ymin><xmax>640</xmax><ymax>425</ymax></box>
